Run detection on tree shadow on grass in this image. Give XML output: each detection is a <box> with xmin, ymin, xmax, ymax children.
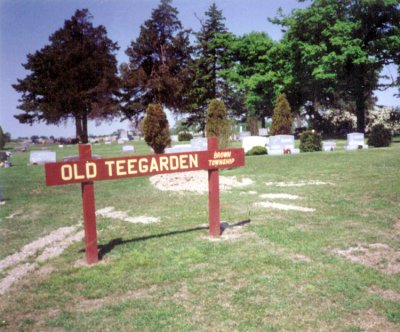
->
<box><xmin>79</xmin><ymin>219</ymin><xmax>251</xmax><ymax>260</ymax></box>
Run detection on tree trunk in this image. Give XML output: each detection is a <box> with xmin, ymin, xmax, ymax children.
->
<box><xmin>81</xmin><ymin>113</ymin><xmax>88</xmax><ymax>143</ymax></box>
<box><xmin>248</xmin><ymin>116</ymin><xmax>259</xmax><ymax>136</ymax></box>
<box><xmin>261</xmin><ymin>117</ymin><xmax>266</xmax><ymax>129</ymax></box>
<box><xmin>355</xmin><ymin>92</ymin><xmax>366</xmax><ymax>133</ymax></box>
<box><xmin>75</xmin><ymin>114</ymin><xmax>89</xmax><ymax>143</ymax></box>
<box><xmin>75</xmin><ymin>115</ymin><xmax>83</xmax><ymax>142</ymax></box>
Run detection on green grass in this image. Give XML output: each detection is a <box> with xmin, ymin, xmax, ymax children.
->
<box><xmin>0</xmin><ymin>139</ymin><xmax>399</xmax><ymax>331</ymax></box>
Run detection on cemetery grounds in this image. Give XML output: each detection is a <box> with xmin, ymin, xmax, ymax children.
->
<box><xmin>0</xmin><ymin>138</ymin><xmax>399</xmax><ymax>331</ymax></box>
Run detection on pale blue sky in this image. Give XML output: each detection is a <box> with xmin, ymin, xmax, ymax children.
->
<box><xmin>0</xmin><ymin>0</ymin><xmax>398</xmax><ymax>138</ymax></box>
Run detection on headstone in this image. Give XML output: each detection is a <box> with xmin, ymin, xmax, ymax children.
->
<box><xmin>118</xmin><ymin>129</ymin><xmax>129</xmax><ymax>142</ymax></box>
<box><xmin>29</xmin><ymin>150</ymin><xmax>56</xmax><ymax>165</ymax></box>
<box><xmin>14</xmin><ymin>146</ymin><xmax>27</xmax><ymax>152</ymax></box>
<box><xmin>267</xmin><ymin>135</ymin><xmax>300</xmax><ymax>155</ymax></box>
<box><xmin>241</xmin><ymin>136</ymin><xmax>268</xmax><ymax>153</ymax></box>
<box><xmin>165</xmin><ymin>144</ymin><xmax>193</xmax><ymax>154</ymax></box>
<box><xmin>104</xmin><ymin>141</ymin><xmax>112</xmax><ymax>145</ymax></box>
<box><xmin>62</xmin><ymin>155</ymin><xmax>101</xmax><ymax>162</ymax></box>
<box><xmin>322</xmin><ymin>141</ymin><xmax>336</xmax><ymax>152</ymax></box>
<box><xmin>239</xmin><ymin>131</ymin><xmax>251</xmax><ymax>140</ymax></box>
<box><xmin>344</xmin><ymin>133</ymin><xmax>368</xmax><ymax>150</ymax></box>
<box><xmin>259</xmin><ymin>128</ymin><xmax>268</xmax><ymax>136</ymax></box>
<box><xmin>190</xmin><ymin>137</ymin><xmax>208</xmax><ymax>150</ymax></box>
<box><xmin>122</xmin><ymin>145</ymin><xmax>135</xmax><ymax>153</ymax></box>
<box><xmin>171</xmin><ymin>135</ymin><xmax>179</xmax><ymax>142</ymax></box>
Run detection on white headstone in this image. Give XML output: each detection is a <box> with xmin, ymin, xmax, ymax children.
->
<box><xmin>190</xmin><ymin>137</ymin><xmax>208</xmax><ymax>150</ymax></box>
<box><xmin>29</xmin><ymin>150</ymin><xmax>56</xmax><ymax>165</ymax></box>
<box><xmin>345</xmin><ymin>132</ymin><xmax>368</xmax><ymax>150</ymax></box>
<box><xmin>122</xmin><ymin>145</ymin><xmax>135</xmax><ymax>153</ymax></box>
<box><xmin>267</xmin><ymin>135</ymin><xmax>299</xmax><ymax>155</ymax></box>
<box><xmin>164</xmin><ymin>144</ymin><xmax>193</xmax><ymax>154</ymax></box>
<box><xmin>241</xmin><ymin>136</ymin><xmax>268</xmax><ymax>153</ymax></box>
<box><xmin>322</xmin><ymin>141</ymin><xmax>336</xmax><ymax>152</ymax></box>
<box><xmin>239</xmin><ymin>131</ymin><xmax>251</xmax><ymax>140</ymax></box>
<box><xmin>259</xmin><ymin>128</ymin><xmax>268</xmax><ymax>136</ymax></box>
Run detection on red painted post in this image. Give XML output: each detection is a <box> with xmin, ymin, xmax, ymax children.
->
<box><xmin>79</xmin><ymin>144</ymin><xmax>99</xmax><ymax>264</ymax></box>
<box><xmin>208</xmin><ymin>137</ymin><xmax>220</xmax><ymax>237</ymax></box>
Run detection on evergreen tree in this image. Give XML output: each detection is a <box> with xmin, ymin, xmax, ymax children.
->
<box><xmin>205</xmin><ymin>99</ymin><xmax>230</xmax><ymax>149</ymax></box>
<box><xmin>143</xmin><ymin>103</ymin><xmax>171</xmax><ymax>154</ymax></box>
<box><xmin>184</xmin><ymin>3</ymin><xmax>233</xmax><ymax>133</ymax></box>
<box><xmin>13</xmin><ymin>9</ymin><xmax>119</xmax><ymax>143</ymax></box>
<box><xmin>270</xmin><ymin>94</ymin><xmax>293</xmax><ymax>135</ymax></box>
<box><xmin>0</xmin><ymin>126</ymin><xmax>5</xmax><ymax>149</ymax></box>
<box><xmin>121</xmin><ymin>0</ymin><xmax>192</xmax><ymax>121</ymax></box>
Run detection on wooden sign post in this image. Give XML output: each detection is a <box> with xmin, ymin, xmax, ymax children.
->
<box><xmin>45</xmin><ymin>137</ymin><xmax>245</xmax><ymax>264</ymax></box>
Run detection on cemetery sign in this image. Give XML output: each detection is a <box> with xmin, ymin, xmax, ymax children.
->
<box><xmin>45</xmin><ymin>137</ymin><xmax>245</xmax><ymax>264</ymax></box>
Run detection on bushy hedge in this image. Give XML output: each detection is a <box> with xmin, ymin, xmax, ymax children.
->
<box><xmin>246</xmin><ymin>146</ymin><xmax>268</xmax><ymax>156</ymax></box>
<box><xmin>270</xmin><ymin>93</ymin><xmax>293</xmax><ymax>135</ymax></box>
<box><xmin>178</xmin><ymin>131</ymin><xmax>193</xmax><ymax>142</ymax></box>
<box><xmin>299</xmin><ymin>130</ymin><xmax>322</xmax><ymax>152</ymax></box>
<box><xmin>367</xmin><ymin>124</ymin><xmax>391</xmax><ymax>147</ymax></box>
<box><xmin>205</xmin><ymin>99</ymin><xmax>230</xmax><ymax>149</ymax></box>
<box><xmin>143</xmin><ymin>103</ymin><xmax>171</xmax><ymax>154</ymax></box>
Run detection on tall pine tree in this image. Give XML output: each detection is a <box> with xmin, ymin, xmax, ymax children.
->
<box><xmin>184</xmin><ymin>3</ymin><xmax>234</xmax><ymax>133</ymax></box>
<box><xmin>121</xmin><ymin>0</ymin><xmax>192</xmax><ymax>121</ymax></box>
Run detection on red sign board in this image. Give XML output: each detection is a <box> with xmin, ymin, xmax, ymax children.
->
<box><xmin>45</xmin><ymin>148</ymin><xmax>244</xmax><ymax>186</ymax></box>
<box><xmin>44</xmin><ymin>138</ymin><xmax>245</xmax><ymax>264</ymax></box>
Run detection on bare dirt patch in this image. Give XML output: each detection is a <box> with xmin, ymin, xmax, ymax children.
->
<box><xmin>254</xmin><ymin>201</ymin><xmax>315</xmax><ymax>212</ymax></box>
<box><xmin>150</xmin><ymin>170</ymin><xmax>253</xmax><ymax>194</ymax></box>
<box><xmin>240</xmin><ymin>191</ymin><xmax>257</xmax><ymax>195</ymax></box>
<box><xmin>73</xmin><ymin>285</ymin><xmax>160</xmax><ymax>312</ymax></box>
<box><xmin>368</xmin><ymin>286</ymin><xmax>400</xmax><ymax>302</ymax></box>
<box><xmin>0</xmin><ymin>225</ymin><xmax>83</xmax><ymax>295</ymax></box>
<box><xmin>5</xmin><ymin>209</ymin><xmax>23</xmax><ymax>219</ymax></box>
<box><xmin>259</xmin><ymin>193</ymin><xmax>300</xmax><ymax>200</ymax></box>
<box><xmin>344</xmin><ymin>309</ymin><xmax>399</xmax><ymax>331</ymax></box>
<box><xmin>333</xmin><ymin>243</ymin><xmax>400</xmax><ymax>275</ymax></box>
<box><xmin>205</xmin><ymin>221</ymin><xmax>255</xmax><ymax>241</ymax></box>
<box><xmin>0</xmin><ymin>226</ymin><xmax>78</xmax><ymax>271</ymax></box>
<box><xmin>96</xmin><ymin>207</ymin><xmax>160</xmax><ymax>224</ymax></box>
<box><xmin>0</xmin><ymin>263</ymin><xmax>37</xmax><ymax>295</ymax></box>
<box><xmin>265</xmin><ymin>180</ymin><xmax>333</xmax><ymax>187</ymax></box>
<box><xmin>288</xmin><ymin>253</ymin><xmax>312</xmax><ymax>263</ymax></box>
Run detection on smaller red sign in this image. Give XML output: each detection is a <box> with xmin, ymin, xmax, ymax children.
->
<box><xmin>45</xmin><ymin>148</ymin><xmax>245</xmax><ymax>186</ymax></box>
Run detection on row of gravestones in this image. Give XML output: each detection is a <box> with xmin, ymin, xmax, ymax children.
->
<box><xmin>242</xmin><ymin>132</ymin><xmax>368</xmax><ymax>155</ymax></box>
<box><xmin>27</xmin><ymin>133</ymin><xmax>368</xmax><ymax>165</ymax></box>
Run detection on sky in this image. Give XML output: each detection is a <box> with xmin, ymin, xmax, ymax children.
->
<box><xmin>0</xmin><ymin>0</ymin><xmax>398</xmax><ymax>139</ymax></box>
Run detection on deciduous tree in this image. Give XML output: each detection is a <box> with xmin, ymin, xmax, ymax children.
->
<box><xmin>273</xmin><ymin>0</ymin><xmax>400</xmax><ymax>133</ymax></box>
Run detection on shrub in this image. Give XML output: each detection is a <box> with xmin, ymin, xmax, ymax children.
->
<box><xmin>178</xmin><ymin>131</ymin><xmax>193</xmax><ymax>142</ymax></box>
<box><xmin>367</xmin><ymin>124</ymin><xmax>391</xmax><ymax>147</ymax></box>
<box><xmin>246</xmin><ymin>146</ymin><xmax>267</xmax><ymax>156</ymax></box>
<box><xmin>299</xmin><ymin>130</ymin><xmax>322</xmax><ymax>152</ymax></box>
<box><xmin>270</xmin><ymin>93</ymin><xmax>293</xmax><ymax>135</ymax></box>
<box><xmin>143</xmin><ymin>103</ymin><xmax>171</xmax><ymax>154</ymax></box>
<box><xmin>205</xmin><ymin>99</ymin><xmax>230</xmax><ymax>149</ymax></box>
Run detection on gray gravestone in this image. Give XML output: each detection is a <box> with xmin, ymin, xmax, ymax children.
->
<box><xmin>29</xmin><ymin>151</ymin><xmax>56</xmax><ymax>164</ymax></box>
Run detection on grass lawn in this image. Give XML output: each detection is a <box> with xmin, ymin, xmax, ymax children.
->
<box><xmin>0</xmin><ymin>139</ymin><xmax>399</xmax><ymax>331</ymax></box>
